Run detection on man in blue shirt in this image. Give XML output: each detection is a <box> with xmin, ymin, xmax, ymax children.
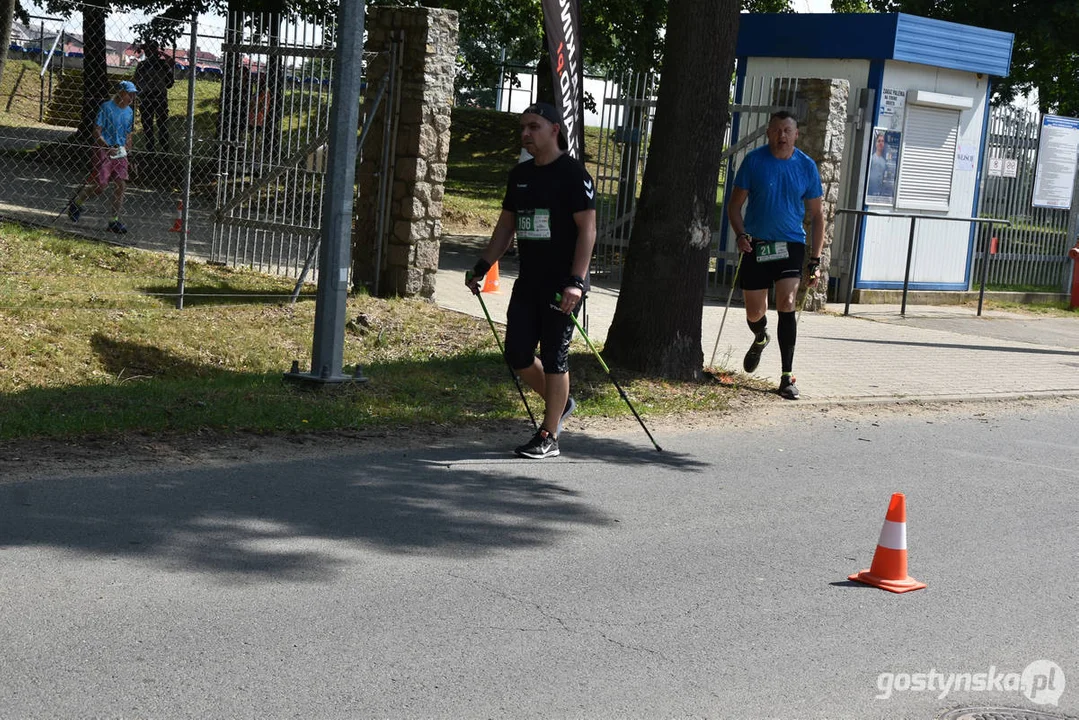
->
<box><xmin>67</xmin><ymin>80</ymin><xmax>137</xmax><ymax>234</ymax></box>
<box><xmin>726</xmin><ymin>111</ymin><xmax>824</xmax><ymax>399</ymax></box>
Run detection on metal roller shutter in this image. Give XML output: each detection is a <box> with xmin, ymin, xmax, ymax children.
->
<box><xmin>895</xmin><ymin>104</ymin><xmax>960</xmax><ymax>211</ymax></box>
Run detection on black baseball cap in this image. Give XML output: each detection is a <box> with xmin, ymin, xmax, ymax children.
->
<box><xmin>523</xmin><ymin>101</ymin><xmax>562</xmax><ymax>125</ymax></box>
<box><xmin>522</xmin><ymin>102</ymin><xmax>568</xmax><ymax>150</ymax></box>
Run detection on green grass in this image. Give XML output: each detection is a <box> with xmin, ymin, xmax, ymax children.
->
<box><xmin>0</xmin><ymin>61</ymin><xmax>332</xmax><ymax>162</ymax></box>
<box><xmin>979</xmin><ymin>297</ymin><xmax>1079</xmax><ymax>316</ymax></box>
<box><xmin>0</xmin><ymin>59</ymin><xmax>51</xmax><ymax>123</ymax></box>
<box><xmin>0</xmin><ymin>222</ymin><xmax>739</xmax><ymax>440</ymax></box>
<box><xmin>984</xmin><ymin>283</ymin><xmax>1061</xmax><ymax>293</ymax></box>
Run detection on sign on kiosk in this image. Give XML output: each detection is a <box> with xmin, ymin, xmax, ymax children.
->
<box><xmin>1031</xmin><ymin>115</ymin><xmax>1079</xmax><ymax>210</ymax></box>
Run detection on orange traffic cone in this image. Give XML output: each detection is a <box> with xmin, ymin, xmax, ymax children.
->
<box><xmin>481</xmin><ymin>260</ymin><xmax>501</xmax><ymax>293</ymax></box>
<box><xmin>848</xmin><ymin>492</ymin><xmax>927</xmax><ymax>593</ymax></box>
<box><xmin>169</xmin><ymin>200</ymin><xmax>183</xmax><ymax>232</ymax></box>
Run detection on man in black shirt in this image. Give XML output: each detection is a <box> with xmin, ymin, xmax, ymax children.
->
<box><xmin>466</xmin><ymin>102</ymin><xmax>597</xmax><ymax>459</ymax></box>
<box><xmin>133</xmin><ymin>41</ymin><xmax>175</xmax><ymax>153</ymax></box>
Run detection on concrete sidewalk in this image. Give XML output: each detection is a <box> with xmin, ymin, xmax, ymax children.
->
<box><xmin>436</xmin><ymin>237</ymin><xmax>1079</xmax><ymax>403</ymax></box>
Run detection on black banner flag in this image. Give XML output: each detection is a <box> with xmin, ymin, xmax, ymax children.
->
<box><xmin>541</xmin><ymin>0</ymin><xmax>585</xmax><ymax>160</ymax></box>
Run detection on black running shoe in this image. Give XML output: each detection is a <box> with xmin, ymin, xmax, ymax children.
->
<box><xmin>556</xmin><ymin>396</ymin><xmax>576</xmax><ymax>436</ymax></box>
<box><xmin>515</xmin><ymin>429</ymin><xmax>559</xmax><ymax>459</ymax></box>
<box><xmin>66</xmin><ymin>200</ymin><xmax>82</xmax><ymax>222</ymax></box>
<box><xmin>778</xmin><ymin>374</ymin><xmax>799</xmax><ymax>400</ymax></box>
<box><xmin>743</xmin><ymin>332</ymin><xmax>770</xmax><ymax>373</ymax></box>
<box><xmin>106</xmin><ymin>220</ymin><xmax>128</xmax><ymax>234</ymax></box>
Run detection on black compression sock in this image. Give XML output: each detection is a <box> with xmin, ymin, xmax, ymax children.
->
<box><xmin>748</xmin><ymin>316</ymin><xmax>768</xmax><ymax>341</ymax></box>
<box><xmin>778</xmin><ymin>311</ymin><xmax>796</xmax><ymax>373</ymax></box>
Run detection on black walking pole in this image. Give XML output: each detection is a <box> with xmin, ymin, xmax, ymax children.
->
<box><xmin>555</xmin><ymin>294</ymin><xmax>662</xmax><ymax>452</ymax></box>
<box><xmin>466</xmin><ymin>271</ymin><xmax>538</xmax><ymax>430</ymax></box>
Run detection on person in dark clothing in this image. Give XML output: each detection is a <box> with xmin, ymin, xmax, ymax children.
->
<box><xmin>133</xmin><ymin>41</ymin><xmax>175</xmax><ymax>153</ymax></box>
<box><xmin>466</xmin><ymin>102</ymin><xmax>597</xmax><ymax>459</ymax></box>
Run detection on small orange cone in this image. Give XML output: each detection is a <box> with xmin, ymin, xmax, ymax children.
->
<box><xmin>169</xmin><ymin>200</ymin><xmax>183</xmax><ymax>232</ymax></box>
<box><xmin>481</xmin><ymin>260</ymin><xmax>501</xmax><ymax>293</ymax></box>
<box><xmin>848</xmin><ymin>492</ymin><xmax>926</xmax><ymax>593</ymax></box>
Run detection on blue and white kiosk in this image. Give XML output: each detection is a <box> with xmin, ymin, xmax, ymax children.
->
<box><xmin>733</xmin><ymin>13</ymin><xmax>1014</xmax><ymax>294</ymax></box>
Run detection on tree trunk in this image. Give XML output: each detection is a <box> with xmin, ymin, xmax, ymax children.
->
<box><xmin>602</xmin><ymin>0</ymin><xmax>739</xmax><ymax>379</ymax></box>
<box><xmin>77</xmin><ymin>4</ymin><xmax>109</xmax><ymax>147</ymax></box>
<box><xmin>260</xmin><ymin>10</ymin><xmax>284</xmax><ymax>165</ymax></box>
<box><xmin>0</xmin><ymin>0</ymin><xmax>14</xmax><ymax>83</ymax></box>
<box><xmin>219</xmin><ymin>5</ymin><xmax>248</xmax><ymax>167</ymax></box>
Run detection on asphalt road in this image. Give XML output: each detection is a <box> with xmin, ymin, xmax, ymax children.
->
<box><xmin>1</xmin><ymin>400</ymin><xmax>1077</xmax><ymax>719</ymax></box>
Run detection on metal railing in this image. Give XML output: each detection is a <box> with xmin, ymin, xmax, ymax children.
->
<box><xmin>836</xmin><ymin>209</ymin><xmax>1011</xmax><ymax>317</ymax></box>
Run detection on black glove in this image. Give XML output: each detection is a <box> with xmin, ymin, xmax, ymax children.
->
<box><xmin>471</xmin><ymin>258</ymin><xmax>492</xmax><ymax>279</ymax></box>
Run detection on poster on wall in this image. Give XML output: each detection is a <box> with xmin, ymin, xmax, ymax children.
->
<box><xmin>1031</xmin><ymin>114</ymin><xmax>1079</xmax><ymax>209</ymax></box>
<box><xmin>955</xmin><ymin>144</ymin><xmax>977</xmax><ymax>172</ymax></box>
<box><xmin>866</xmin><ymin>127</ymin><xmax>901</xmax><ymax>206</ymax></box>
<box><xmin>878</xmin><ymin>88</ymin><xmax>907</xmax><ymax>131</ymax></box>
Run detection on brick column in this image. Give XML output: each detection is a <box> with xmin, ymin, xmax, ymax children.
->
<box><xmin>795</xmin><ymin>78</ymin><xmax>848</xmax><ymax>311</ymax></box>
<box><xmin>352</xmin><ymin>6</ymin><xmax>458</xmax><ymax>299</ymax></box>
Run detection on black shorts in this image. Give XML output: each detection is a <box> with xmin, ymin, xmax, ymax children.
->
<box><xmin>503</xmin><ymin>281</ymin><xmax>578</xmax><ymax>374</ymax></box>
<box><xmin>740</xmin><ymin>240</ymin><xmax>806</xmax><ymax>291</ymax></box>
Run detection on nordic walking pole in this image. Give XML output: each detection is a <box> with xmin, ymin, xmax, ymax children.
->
<box><xmin>555</xmin><ymin>294</ymin><xmax>662</xmax><ymax>452</ymax></box>
<box><xmin>798</xmin><ymin>264</ymin><xmax>819</xmax><ymax>326</ymax></box>
<box><xmin>467</xmin><ymin>271</ymin><xmax>538</xmax><ymax>430</ymax></box>
<box><xmin>708</xmin><ymin>252</ymin><xmax>744</xmax><ymax>368</ymax></box>
<box><xmin>797</xmin><ymin>284</ymin><xmax>811</xmax><ymax>326</ymax></box>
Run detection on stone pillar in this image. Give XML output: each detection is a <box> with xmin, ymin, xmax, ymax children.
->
<box><xmin>352</xmin><ymin>6</ymin><xmax>458</xmax><ymax>299</ymax></box>
<box><xmin>795</xmin><ymin>78</ymin><xmax>848</xmax><ymax>310</ymax></box>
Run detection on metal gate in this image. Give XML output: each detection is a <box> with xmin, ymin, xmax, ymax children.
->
<box><xmin>590</xmin><ymin>71</ymin><xmax>659</xmax><ymax>283</ymax></box>
<box><xmin>975</xmin><ymin>104</ymin><xmax>1074</xmax><ymax>291</ymax></box>
<box><xmin>211</xmin><ymin>11</ymin><xmax>336</xmax><ymax>277</ymax></box>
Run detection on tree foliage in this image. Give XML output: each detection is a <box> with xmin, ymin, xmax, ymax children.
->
<box><xmin>391</xmin><ymin>0</ymin><xmax>788</xmax><ymax>105</ymax></box>
<box><xmin>830</xmin><ymin>0</ymin><xmax>870</xmax><ymax>11</ymax></box>
<box><xmin>862</xmin><ymin>0</ymin><xmax>1079</xmax><ymax>115</ymax></box>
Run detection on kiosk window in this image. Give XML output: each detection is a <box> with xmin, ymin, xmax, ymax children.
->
<box><xmin>895</xmin><ymin>104</ymin><xmax>960</xmax><ymax>212</ymax></box>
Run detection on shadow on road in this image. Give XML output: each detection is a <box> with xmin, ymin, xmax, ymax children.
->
<box><xmin>1</xmin><ymin>404</ymin><xmax>706</xmax><ymax>586</ymax></box>
<box><xmin>0</xmin><ymin>445</ymin><xmax>620</xmax><ymax>582</ymax></box>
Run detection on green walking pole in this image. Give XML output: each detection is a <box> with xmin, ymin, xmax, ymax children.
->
<box><xmin>555</xmin><ymin>294</ymin><xmax>662</xmax><ymax>453</ymax></box>
<box><xmin>466</xmin><ymin>271</ymin><xmax>538</xmax><ymax>430</ymax></box>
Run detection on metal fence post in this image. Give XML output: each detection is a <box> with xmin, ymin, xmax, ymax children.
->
<box><xmin>177</xmin><ymin>14</ymin><xmax>198</xmax><ymax>310</ymax></box>
<box><xmin>901</xmin><ymin>217</ymin><xmax>917</xmax><ymax>316</ymax></box>
<box><xmin>286</xmin><ymin>1</ymin><xmax>366</xmax><ymax>384</ymax></box>
<box><xmin>977</xmin><ymin>228</ymin><xmax>993</xmax><ymax>316</ymax></box>
<box><xmin>843</xmin><ymin>227</ymin><xmax>861</xmax><ymax>316</ymax></box>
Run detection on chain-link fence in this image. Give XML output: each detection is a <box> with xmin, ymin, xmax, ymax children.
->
<box><xmin>1</xmin><ymin>8</ymin><xmax>221</xmax><ymax>260</ymax></box>
<box><xmin>0</xmin><ymin>4</ymin><xmax>345</xmax><ymax>291</ymax></box>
